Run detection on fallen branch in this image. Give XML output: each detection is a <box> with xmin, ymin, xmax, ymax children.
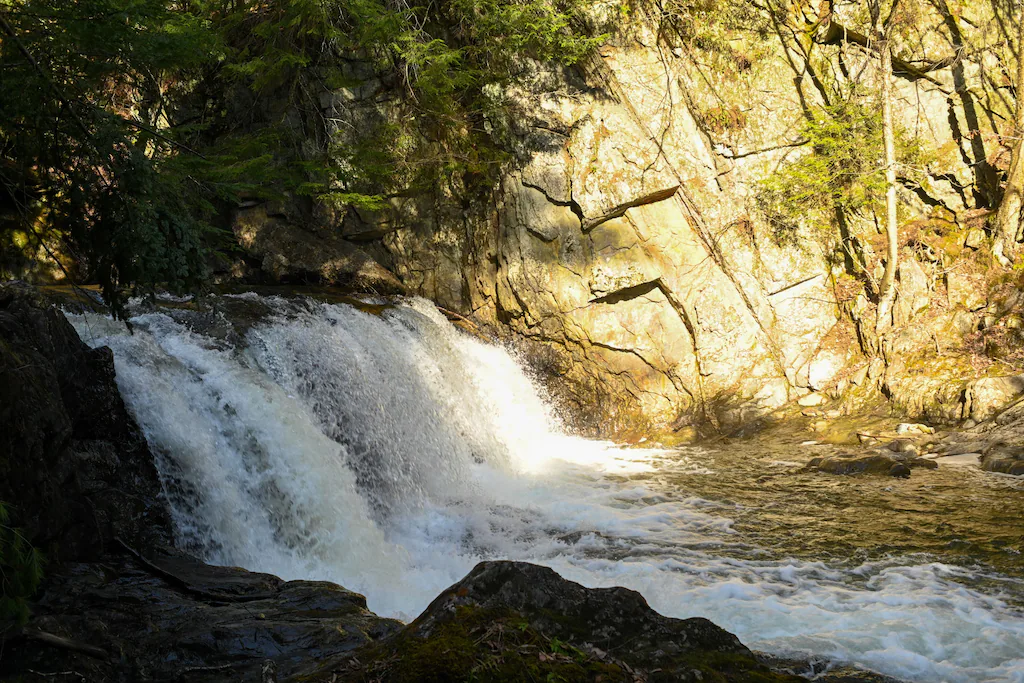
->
<box><xmin>435</xmin><ymin>306</ymin><xmax>489</xmax><ymax>340</ymax></box>
<box><xmin>21</xmin><ymin>629</ymin><xmax>108</xmax><ymax>661</ymax></box>
<box><xmin>27</xmin><ymin>670</ymin><xmax>86</xmax><ymax>680</ymax></box>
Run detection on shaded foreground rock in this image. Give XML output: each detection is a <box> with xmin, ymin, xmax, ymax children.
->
<box><xmin>2</xmin><ymin>547</ymin><xmax>403</xmax><ymax>682</ymax></box>
<box><xmin>320</xmin><ymin>561</ymin><xmax>802</xmax><ymax>683</ymax></box>
<box><xmin>0</xmin><ymin>281</ymin><xmax>172</xmax><ymax>560</ymax></box>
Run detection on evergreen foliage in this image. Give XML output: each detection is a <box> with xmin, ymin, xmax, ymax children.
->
<box><xmin>212</xmin><ymin>0</ymin><xmax>604</xmax><ymax>207</ymax></box>
<box><xmin>0</xmin><ymin>0</ymin><xmax>229</xmax><ymax>315</ymax></box>
<box><xmin>0</xmin><ymin>501</ymin><xmax>44</xmax><ymax>626</ymax></box>
<box><xmin>757</xmin><ymin>97</ymin><xmax>928</xmax><ymax>246</ymax></box>
<box><xmin>0</xmin><ymin>0</ymin><xmax>602</xmax><ymax>311</ymax></box>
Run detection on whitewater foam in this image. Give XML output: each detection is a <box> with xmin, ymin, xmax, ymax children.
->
<box><xmin>69</xmin><ymin>297</ymin><xmax>1024</xmax><ymax>683</ymax></box>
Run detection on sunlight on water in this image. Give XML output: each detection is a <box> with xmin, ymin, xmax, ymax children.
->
<box><xmin>70</xmin><ymin>297</ymin><xmax>1024</xmax><ymax>683</ymax></box>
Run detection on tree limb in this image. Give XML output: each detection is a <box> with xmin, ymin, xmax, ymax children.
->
<box><xmin>814</xmin><ymin>18</ymin><xmax>954</xmax><ymax>90</ymax></box>
<box><xmin>19</xmin><ymin>629</ymin><xmax>109</xmax><ymax>661</ymax></box>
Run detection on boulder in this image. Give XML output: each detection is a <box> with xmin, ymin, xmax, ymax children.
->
<box><xmin>0</xmin><ymin>282</ymin><xmax>171</xmax><ymax>560</ymax></box>
<box><xmin>963</xmin><ymin>375</ymin><xmax>1024</xmax><ymax>422</ymax></box>
<box><xmin>980</xmin><ymin>442</ymin><xmax>1024</xmax><ymax>476</ymax></box>
<box><xmin>233</xmin><ymin>204</ymin><xmax>406</xmax><ymax>294</ymax></box>
<box><xmin>3</xmin><ymin>547</ymin><xmax>403</xmax><ymax>682</ymax></box>
<box><xmin>330</xmin><ymin>561</ymin><xmax>803</xmax><ymax>683</ymax></box>
<box><xmin>885</xmin><ymin>439</ymin><xmax>919</xmax><ymax>455</ymax></box>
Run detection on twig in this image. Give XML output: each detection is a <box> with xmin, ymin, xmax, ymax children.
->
<box><xmin>175</xmin><ymin>663</ymin><xmax>235</xmax><ymax>678</ymax></box>
<box><xmin>436</xmin><ymin>306</ymin><xmax>488</xmax><ymax>338</ymax></box>
<box><xmin>20</xmin><ymin>628</ymin><xmax>109</xmax><ymax>661</ymax></box>
<box><xmin>27</xmin><ymin>670</ymin><xmax>86</xmax><ymax>680</ymax></box>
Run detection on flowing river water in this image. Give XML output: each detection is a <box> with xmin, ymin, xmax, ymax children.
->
<box><xmin>68</xmin><ymin>294</ymin><xmax>1024</xmax><ymax>683</ymax></box>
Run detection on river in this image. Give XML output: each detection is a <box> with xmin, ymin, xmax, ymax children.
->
<box><xmin>68</xmin><ymin>293</ymin><xmax>1024</xmax><ymax>683</ymax></box>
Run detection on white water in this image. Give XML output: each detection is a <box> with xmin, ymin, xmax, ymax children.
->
<box><xmin>70</xmin><ymin>297</ymin><xmax>1024</xmax><ymax>683</ymax></box>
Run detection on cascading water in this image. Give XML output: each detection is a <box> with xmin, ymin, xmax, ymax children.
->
<box><xmin>69</xmin><ymin>295</ymin><xmax>1024</xmax><ymax>683</ymax></box>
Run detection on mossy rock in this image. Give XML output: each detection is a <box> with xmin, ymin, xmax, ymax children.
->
<box><xmin>318</xmin><ymin>562</ymin><xmax>803</xmax><ymax>682</ymax></box>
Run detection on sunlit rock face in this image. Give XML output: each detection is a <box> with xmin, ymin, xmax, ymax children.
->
<box><xmin>313</xmin><ymin>44</ymin><xmax>840</xmax><ymax>434</ymax></box>
<box><xmin>236</xmin><ymin>5</ymin><xmax>994</xmax><ymax>434</ymax></box>
<box><xmin>342</xmin><ymin>38</ymin><xmax>841</xmax><ymax>433</ymax></box>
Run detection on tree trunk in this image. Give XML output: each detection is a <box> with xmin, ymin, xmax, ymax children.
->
<box><xmin>876</xmin><ymin>32</ymin><xmax>899</xmax><ymax>335</ymax></box>
<box><xmin>994</xmin><ymin>11</ymin><xmax>1024</xmax><ymax>265</ymax></box>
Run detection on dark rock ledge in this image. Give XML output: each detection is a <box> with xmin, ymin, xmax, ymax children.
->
<box><xmin>0</xmin><ymin>283</ymin><xmax>893</xmax><ymax>682</ymax></box>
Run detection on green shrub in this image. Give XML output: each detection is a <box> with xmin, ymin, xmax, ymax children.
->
<box><xmin>757</xmin><ymin>96</ymin><xmax>929</xmax><ymax>246</ymax></box>
<box><xmin>0</xmin><ymin>501</ymin><xmax>44</xmax><ymax>626</ymax></box>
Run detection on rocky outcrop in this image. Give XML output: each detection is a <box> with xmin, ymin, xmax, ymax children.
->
<box><xmin>963</xmin><ymin>375</ymin><xmax>1024</xmax><ymax>422</ymax></box>
<box><xmin>4</xmin><ymin>547</ymin><xmax>403</xmax><ymax>682</ymax></box>
<box><xmin>0</xmin><ymin>282</ymin><xmax>171</xmax><ymax>560</ymax></box>
<box><xmin>314</xmin><ymin>561</ymin><xmax>803</xmax><ymax>682</ymax></box>
<box><xmin>317</xmin><ymin>38</ymin><xmax>846</xmax><ymax>434</ymax></box>
<box><xmin>292</xmin><ymin>4</ymin><xmax>1021</xmax><ymax>435</ymax></box>
<box><xmin>231</xmin><ymin>202</ymin><xmax>406</xmax><ymax>295</ymax></box>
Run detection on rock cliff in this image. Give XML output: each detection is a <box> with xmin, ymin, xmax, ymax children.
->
<box><xmin>225</xmin><ymin>3</ymin><xmax>1023</xmax><ymax>436</ymax></box>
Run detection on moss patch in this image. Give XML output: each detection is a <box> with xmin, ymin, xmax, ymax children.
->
<box><xmin>321</xmin><ymin>603</ymin><xmax>803</xmax><ymax>682</ymax></box>
<box><xmin>340</xmin><ymin>606</ymin><xmax>627</xmax><ymax>682</ymax></box>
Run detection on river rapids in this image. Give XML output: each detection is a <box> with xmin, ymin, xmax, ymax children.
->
<box><xmin>69</xmin><ymin>294</ymin><xmax>1024</xmax><ymax>683</ymax></box>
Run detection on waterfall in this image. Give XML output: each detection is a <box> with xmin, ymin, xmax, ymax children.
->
<box><xmin>70</xmin><ymin>295</ymin><xmax>1024</xmax><ymax>683</ymax></box>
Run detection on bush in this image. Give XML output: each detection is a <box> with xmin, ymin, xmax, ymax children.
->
<box><xmin>757</xmin><ymin>96</ymin><xmax>929</xmax><ymax>247</ymax></box>
<box><xmin>0</xmin><ymin>501</ymin><xmax>43</xmax><ymax>626</ymax></box>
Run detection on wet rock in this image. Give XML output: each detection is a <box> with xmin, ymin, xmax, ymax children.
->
<box><xmin>760</xmin><ymin>654</ymin><xmax>908</xmax><ymax>682</ymax></box>
<box><xmin>0</xmin><ymin>282</ymin><xmax>172</xmax><ymax>560</ymax></box>
<box><xmin>980</xmin><ymin>442</ymin><xmax>1024</xmax><ymax>475</ymax></box>
<box><xmin>327</xmin><ymin>561</ymin><xmax>803</xmax><ymax>683</ymax></box>
<box><xmin>3</xmin><ymin>547</ymin><xmax>403</xmax><ymax>682</ymax></box>
<box><xmin>888</xmin><ymin>463</ymin><xmax>912</xmax><ymax>478</ymax></box>
<box><xmin>804</xmin><ymin>453</ymin><xmax>937</xmax><ymax>477</ymax></box>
